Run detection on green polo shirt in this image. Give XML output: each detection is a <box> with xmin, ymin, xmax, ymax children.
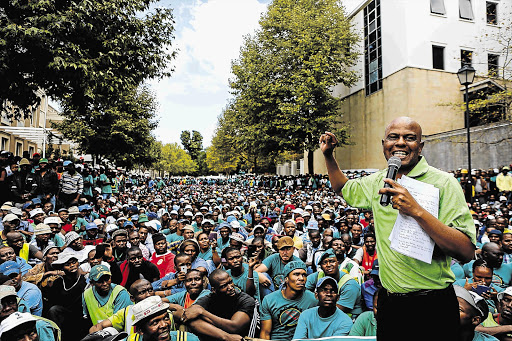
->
<box><xmin>342</xmin><ymin>156</ymin><xmax>475</xmax><ymax>293</ymax></box>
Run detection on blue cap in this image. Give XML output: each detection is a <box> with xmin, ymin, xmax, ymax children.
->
<box><xmin>0</xmin><ymin>261</ymin><xmax>21</xmax><ymax>276</ymax></box>
<box><xmin>22</xmin><ymin>202</ymin><xmax>34</xmax><ymax>210</ymax></box>
<box><xmin>63</xmin><ymin>160</ymin><xmax>72</xmax><ymax>167</ymax></box>
<box><xmin>124</xmin><ymin>221</ymin><xmax>134</xmax><ymax>228</ymax></box>
<box><xmin>31</xmin><ymin>198</ymin><xmax>41</xmax><ymax>205</ymax></box>
<box><xmin>226</xmin><ymin>216</ymin><xmax>236</xmax><ymax>223</ymax></box>
<box><xmin>147</xmin><ymin>212</ymin><xmax>158</xmax><ymax>220</ymax></box>
<box><xmin>370</xmin><ymin>259</ymin><xmax>380</xmax><ymax>276</ymax></box>
<box><xmin>316</xmin><ymin>276</ymin><xmax>339</xmax><ymax>291</ymax></box>
<box><xmin>307</xmin><ymin>220</ymin><xmax>319</xmax><ymax>230</ymax></box>
<box><xmin>489</xmin><ymin>229</ymin><xmax>503</xmax><ymax>235</ymax></box>
<box><xmin>131</xmin><ymin>214</ymin><xmax>139</xmax><ymax>222</ymax></box>
<box><xmin>86</xmin><ymin>222</ymin><xmax>98</xmax><ymax>230</ymax></box>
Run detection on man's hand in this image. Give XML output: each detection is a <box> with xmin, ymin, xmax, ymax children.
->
<box><xmin>181</xmin><ymin>305</ymin><xmax>204</xmax><ymax>322</ymax></box>
<box><xmin>463</xmin><ymin>278</ymin><xmax>478</xmax><ymax>291</ymax></box>
<box><xmin>319</xmin><ymin>132</ymin><xmax>338</xmax><ymax>156</ymax></box>
<box><xmin>210</xmin><ymin>239</ymin><xmax>218</xmax><ymax>249</ymax></box>
<box><xmin>248</xmin><ymin>256</ymin><xmax>258</xmax><ymax>269</ymax></box>
<box><xmin>379</xmin><ymin>179</ymin><xmax>422</xmax><ymax>217</ymax></box>
<box><xmin>258</xmin><ymin>272</ymin><xmax>271</xmax><ymax>287</ymax></box>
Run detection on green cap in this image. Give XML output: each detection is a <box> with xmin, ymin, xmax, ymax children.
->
<box><xmin>90</xmin><ymin>265</ymin><xmax>111</xmax><ymax>282</ymax></box>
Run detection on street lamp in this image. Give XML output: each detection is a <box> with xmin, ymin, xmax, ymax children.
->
<box><xmin>457</xmin><ymin>65</ymin><xmax>476</xmax><ymax>203</ymax></box>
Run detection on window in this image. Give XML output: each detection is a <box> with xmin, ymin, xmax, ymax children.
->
<box><xmin>431</xmin><ymin>0</ymin><xmax>446</xmax><ymax>15</ymax></box>
<box><xmin>1</xmin><ymin>137</ymin><xmax>8</xmax><ymax>151</ymax></box>
<box><xmin>28</xmin><ymin>146</ymin><xmax>34</xmax><ymax>157</ymax></box>
<box><xmin>488</xmin><ymin>54</ymin><xmax>499</xmax><ymax>76</ymax></box>
<box><xmin>364</xmin><ymin>0</ymin><xmax>382</xmax><ymax>96</ymax></box>
<box><xmin>15</xmin><ymin>142</ymin><xmax>22</xmax><ymax>157</ymax></box>
<box><xmin>459</xmin><ymin>0</ymin><xmax>474</xmax><ymax>20</ymax></box>
<box><xmin>486</xmin><ymin>2</ymin><xmax>497</xmax><ymax>24</ymax></box>
<box><xmin>461</xmin><ymin>50</ymin><xmax>472</xmax><ymax>67</ymax></box>
<box><xmin>432</xmin><ymin>46</ymin><xmax>445</xmax><ymax>70</ymax></box>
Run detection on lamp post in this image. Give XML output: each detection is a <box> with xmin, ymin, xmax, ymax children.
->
<box><xmin>457</xmin><ymin>65</ymin><xmax>476</xmax><ymax>203</ymax></box>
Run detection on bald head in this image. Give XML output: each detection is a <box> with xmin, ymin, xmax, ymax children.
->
<box><xmin>482</xmin><ymin>242</ymin><xmax>501</xmax><ymax>253</ymax></box>
<box><xmin>384</xmin><ymin>117</ymin><xmax>422</xmax><ymax>139</ymax></box>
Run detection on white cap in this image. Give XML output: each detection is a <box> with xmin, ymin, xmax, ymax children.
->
<box><xmin>44</xmin><ymin>217</ymin><xmax>62</xmax><ymax>225</ymax></box>
<box><xmin>34</xmin><ymin>223</ymin><xmax>52</xmax><ymax>236</ymax></box>
<box><xmin>0</xmin><ymin>312</ymin><xmax>36</xmax><ymax>337</ymax></box>
<box><xmin>132</xmin><ymin>296</ymin><xmax>169</xmax><ymax>325</ymax></box>
<box><xmin>106</xmin><ymin>224</ymin><xmax>119</xmax><ymax>233</ymax></box>
<box><xmin>29</xmin><ymin>208</ymin><xmax>45</xmax><ymax>218</ymax></box>
<box><xmin>184</xmin><ymin>211</ymin><xmax>193</xmax><ymax>217</ymax></box>
<box><xmin>230</xmin><ymin>221</ymin><xmax>241</xmax><ymax>229</ymax></box>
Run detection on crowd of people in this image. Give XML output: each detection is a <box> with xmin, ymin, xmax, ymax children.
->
<box><xmin>1</xmin><ymin>145</ymin><xmax>512</xmax><ymax>341</ymax></box>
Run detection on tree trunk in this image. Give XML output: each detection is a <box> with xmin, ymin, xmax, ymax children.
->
<box><xmin>308</xmin><ymin>149</ymin><xmax>314</xmax><ymax>175</ymax></box>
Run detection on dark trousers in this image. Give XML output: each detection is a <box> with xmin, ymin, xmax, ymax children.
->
<box><xmin>377</xmin><ymin>285</ymin><xmax>460</xmax><ymax>341</ymax></box>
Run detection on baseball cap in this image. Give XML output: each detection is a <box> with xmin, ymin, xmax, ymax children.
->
<box><xmin>44</xmin><ymin>217</ymin><xmax>62</xmax><ymax>225</ymax></box>
<box><xmin>31</xmin><ymin>198</ymin><xmax>41</xmax><ymax>205</ymax></box>
<box><xmin>319</xmin><ymin>249</ymin><xmax>337</xmax><ymax>264</ymax></box>
<box><xmin>79</xmin><ymin>327</ymin><xmax>128</xmax><ymax>341</ymax></box>
<box><xmin>283</xmin><ymin>261</ymin><xmax>307</xmax><ymax>277</ymax></box>
<box><xmin>89</xmin><ymin>265</ymin><xmax>111</xmax><ymax>282</ymax></box>
<box><xmin>295</xmin><ymin>217</ymin><xmax>305</xmax><ymax>224</ymax></box>
<box><xmin>138</xmin><ymin>214</ymin><xmax>149</xmax><ymax>223</ymax></box>
<box><xmin>0</xmin><ymin>312</ymin><xmax>36</xmax><ymax>338</ymax></box>
<box><xmin>498</xmin><ymin>287</ymin><xmax>512</xmax><ymax>301</ymax></box>
<box><xmin>52</xmin><ymin>252</ymin><xmax>79</xmax><ymax>266</ymax></box>
<box><xmin>29</xmin><ymin>208</ymin><xmax>44</xmax><ymax>218</ymax></box>
<box><xmin>454</xmin><ymin>285</ymin><xmax>485</xmax><ymax>317</ymax></box>
<box><xmin>307</xmin><ymin>220</ymin><xmax>319</xmax><ymax>230</ymax></box>
<box><xmin>22</xmin><ymin>202</ymin><xmax>34</xmax><ymax>210</ymax></box>
<box><xmin>93</xmin><ymin>219</ymin><xmax>104</xmax><ymax>226</ymax></box>
<box><xmin>0</xmin><ymin>285</ymin><xmax>17</xmax><ymax>301</ymax></box>
<box><xmin>86</xmin><ymin>222</ymin><xmax>98</xmax><ymax>230</ymax></box>
<box><xmin>276</xmin><ymin>236</ymin><xmax>294</xmax><ymax>249</ymax></box>
<box><xmin>63</xmin><ymin>160</ymin><xmax>73</xmax><ymax>167</ymax></box>
<box><xmin>316</xmin><ymin>276</ymin><xmax>339</xmax><ymax>292</ymax></box>
<box><xmin>230</xmin><ymin>233</ymin><xmax>245</xmax><ymax>243</ymax></box>
<box><xmin>0</xmin><ymin>261</ymin><xmax>21</xmax><ymax>276</ymax></box>
<box><xmin>132</xmin><ymin>296</ymin><xmax>169</xmax><ymax>325</ymax></box>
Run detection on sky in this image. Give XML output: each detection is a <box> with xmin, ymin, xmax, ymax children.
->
<box><xmin>150</xmin><ymin>0</ymin><xmax>271</xmax><ymax>148</ymax></box>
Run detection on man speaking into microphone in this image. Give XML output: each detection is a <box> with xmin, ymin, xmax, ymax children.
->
<box><xmin>320</xmin><ymin>117</ymin><xmax>475</xmax><ymax>341</ymax></box>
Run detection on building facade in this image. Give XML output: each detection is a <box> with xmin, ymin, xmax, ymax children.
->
<box><xmin>306</xmin><ymin>0</ymin><xmax>512</xmax><ymax>173</ymax></box>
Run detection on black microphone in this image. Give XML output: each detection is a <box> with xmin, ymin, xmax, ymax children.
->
<box><xmin>380</xmin><ymin>156</ymin><xmax>402</xmax><ymax>207</ymax></box>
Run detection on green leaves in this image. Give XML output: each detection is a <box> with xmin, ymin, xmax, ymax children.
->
<box><xmin>215</xmin><ymin>0</ymin><xmax>359</xmax><ymax>172</ymax></box>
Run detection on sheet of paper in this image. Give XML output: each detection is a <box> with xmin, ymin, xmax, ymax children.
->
<box><xmin>389</xmin><ymin>176</ymin><xmax>439</xmax><ymax>264</ymax></box>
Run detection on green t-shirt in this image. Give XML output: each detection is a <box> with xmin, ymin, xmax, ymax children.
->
<box><xmin>167</xmin><ymin>289</ymin><xmax>211</xmax><ymax>306</ymax></box>
<box><xmin>226</xmin><ymin>263</ymin><xmax>261</xmax><ymax>305</ymax></box>
<box><xmin>260</xmin><ymin>290</ymin><xmax>317</xmax><ymax>341</ymax></box>
<box><xmin>349</xmin><ymin>311</ymin><xmax>377</xmax><ymax>336</ymax></box>
<box><xmin>99</xmin><ymin>174</ymin><xmax>112</xmax><ymax>194</ymax></box>
<box><xmin>342</xmin><ymin>156</ymin><xmax>476</xmax><ymax>293</ymax></box>
<box><xmin>262</xmin><ymin>253</ymin><xmax>303</xmax><ymax>288</ymax></box>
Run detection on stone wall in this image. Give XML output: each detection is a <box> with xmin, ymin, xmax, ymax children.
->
<box><xmin>422</xmin><ymin>121</ymin><xmax>512</xmax><ymax>171</ymax></box>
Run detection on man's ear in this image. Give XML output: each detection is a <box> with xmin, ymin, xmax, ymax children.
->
<box><xmin>130</xmin><ymin>294</ymin><xmax>135</xmax><ymax>303</ymax></box>
<box><xmin>471</xmin><ymin>315</ymin><xmax>482</xmax><ymax>327</ymax></box>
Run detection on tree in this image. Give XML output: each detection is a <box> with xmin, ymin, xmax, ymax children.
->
<box><xmin>0</xmin><ymin>0</ymin><xmax>175</xmax><ymax>119</ymax></box>
<box><xmin>155</xmin><ymin>142</ymin><xmax>197</xmax><ymax>175</ymax></box>
<box><xmin>228</xmin><ymin>0</ymin><xmax>359</xmax><ymax>173</ymax></box>
<box><xmin>180</xmin><ymin>130</ymin><xmax>203</xmax><ymax>160</ymax></box>
<box><xmin>53</xmin><ymin>84</ymin><xmax>159</xmax><ymax>169</ymax></box>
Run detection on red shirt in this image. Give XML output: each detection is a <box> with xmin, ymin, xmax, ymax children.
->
<box><xmin>150</xmin><ymin>251</ymin><xmax>175</xmax><ymax>277</ymax></box>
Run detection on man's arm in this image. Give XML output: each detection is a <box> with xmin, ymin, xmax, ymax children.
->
<box><xmin>379</xmin><ymin>179</ymin><xmax>475</xmax><ymax>262</ymax></box>
<box><xmin>320</xmin><ymin>132</ymin><xmax>349</xmax><ymax>195</ymax></box>
<box><xmin>181</xmin><ymin>305</ymin><xmax>250</xmax><ymax>334</ymax></box>
<box><xmin>259</xmin><ymin>319</ymin><xmax>272</xmax><ymax>340</ymax></box>
<box><xmin>187</xmin><ymin>319</ymin><xmax>243</xmax><ymax>341</ymax></box>
<box><xmin>475</xmin><ymin>324</ymin><xmax>512</xmax><ymax>337</ymax></box>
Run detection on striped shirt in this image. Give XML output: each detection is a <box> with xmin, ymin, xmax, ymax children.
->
<box><xmin>59</xmin><ymin>172</ymin><xmax>84</xmax><ymax>194</ymax></box>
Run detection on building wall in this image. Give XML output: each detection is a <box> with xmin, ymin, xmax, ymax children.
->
<box><xmin>422</xmin><ymin>121</ymin><xmax>512</xmax><ymax>171</ymax></box>
<box><xmin>308</xmin><ymin>66</ymin><xmax>466</xmax><ymax>172</ymax></box>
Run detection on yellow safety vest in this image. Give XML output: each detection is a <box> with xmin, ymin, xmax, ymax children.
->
<box><xmin>84</xmin><ymin>285</ymin><xmax>125</xmax><ymax>325</ymax></box>
<box><xmin>19</xmin><ymin>243</ymin><xmax>30</xmax><ymax>261</ymax></box>
<box><xmin>127</xmin><ymin>330</ymin><xmax>188</xmax><ymax>341</ymax></box>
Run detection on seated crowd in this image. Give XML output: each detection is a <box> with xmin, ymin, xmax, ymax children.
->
<box><xmin>1</xmin><ymin>155</ymin><xmax>512</xmax><ymax>340</ymax></box>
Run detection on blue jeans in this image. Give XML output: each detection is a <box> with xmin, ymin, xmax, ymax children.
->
<box><xmin>259</xmin><ymin>273</ymin><xmax>276</xmax><ymax>299</ymax></box>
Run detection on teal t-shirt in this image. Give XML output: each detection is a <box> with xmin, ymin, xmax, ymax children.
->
<box><xmin>166</xmin><ymin>233</ymin><xmax>184</xmax><ymax>244</ymax></box>
<box><xmin>349</xmin><ymin>311</ymin><xmax>377</xmax><ymax>336</ymax></box>
<box><xmin>99</xmin><ymin>174</ymin><xmax>112</xmax><ymax>194</ymax></box>
<box><xmin>293</xmin><ymin>306</ymin><xmax>353</xmax><ymax>339</ymax></box>
<box><xmin>167</xmin><ymin>289</ymin><xmax>210</xmax><ymax>306</ymax></box>
<box><xmin>83</xmin><ymin>174</ymin><xmax>94</xmax><ymax>197</ymax></box>
<box><xmin>198</xmin><ymin>248</ymin><xmax>213</xmax><ymax>261</ymax></box>
<box><xmin>51</xmin><ymin>234</ymin><xmax>65</xmax><ymax>248</ymax></box>
<box><xmin>217</xmin><ymin>237</ymin><xmax>230</xmax><ymax>253</ymax></box>
<box><xmin>260</xmin><ymin>290</ymin><xmax>317</xmax><ymax>341</ymax></box>
<box><xmin>342</xmin><ymin>156</ymin><xmax>476</xmax><ymax>293</ymax></box>
<box><xmin>463</xmin><ymin>260</ymin><xmax>512</xmax><ymax>289</ymax></box>
<box><xmin>226</xmin><ymin>263</ymin><xmax>261</xmax><ymax>305</ymax></box>
<box><xmin>262</xmin><ymin>253</ymin><xmax>303</xmax><ymax>288</ymax></box>
<box><xmin>305</xmin><ymin>271</ymin><xmax>362</xmax><ymax>317</ymax></box>
<box><xmin>451</xmin><ymin>261</ymin><xmax>465</xmax><ymax>280</ymax></box>
<box><xmin>472</xmin><ymin>331</ymin><xmax>500</xmax><ymax>341</ymax></box>
<box><xmin>75</xmin><ymin>217</ymin><xmax>87</xmax><ymax>232</ymax></box>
